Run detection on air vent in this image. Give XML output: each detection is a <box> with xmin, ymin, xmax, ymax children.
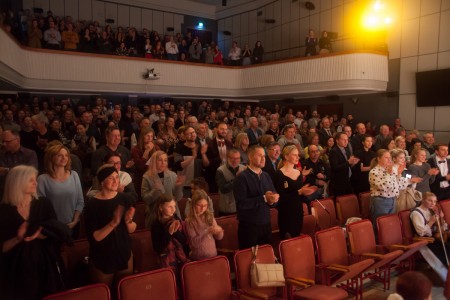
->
<box><xmin>265</xmin><ymin>19</ymin><xmax>276</xmax><ymax>24</ymax></box>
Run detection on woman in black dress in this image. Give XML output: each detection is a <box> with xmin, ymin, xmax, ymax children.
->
<box><xmin>84</xmin><ymin>164</ymin><xmax>136</xmax><ymax>287</ymax></box>
<box><xmin>0</xmin><ymin>165</ymin><xmax>71</xmax><ymax>300</ymax></box>
<box><xmin>353</xmin><ymin>134</ymin><xmax>376</xmax><ymax>195</ymax></box>
<box><xmin>274</xmin><ymin>145</ymin><xmax>316</xmax><ymax>239</ymax></box>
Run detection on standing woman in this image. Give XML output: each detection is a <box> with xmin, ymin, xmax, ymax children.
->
<box><xmin>234</xmin><ymin>132</ymin><xmax>250</xmax><ymax>165</ymax></box>
<box><xmin>353</xmin><ymin>135</ymin><xmax>376</xmax><ymax>195</ymax></box>
<box><xmin>305</xmin><ymin>29</ymin><xmax>318</xmax><ymax>56</ymax></box>
<box><xmin>0</xmin><ymin>165</ymin><xmax>71</xmax><ymax>299</ymax></box>
<box><xmin>273</xmin><ymin>145</ymin><xmax>316</xmax><ymax>239</ymax></box>
<box><xmin>157</xmin><ymin>116</ymin><xmax>178</xmax><ymax>155</ymax></box>
<box><xmin>369</xmin><ymin>149</ymin><xmax>408</xmax><ymax>226</ymax></box>
<box><xmin>84</xmin><ymin>164</ymin><xmax>136</xmax><ymax>287</ymax></box>
<box><xmin>37</xmin><ymin>144</ymin><xmax>84</xmax><ymax>237</ymax></box>
<box><xmin>142</xmin><ymin>151</ymin><xmax>184</xmax><ymax>227</ymax></box>
<box><xmin>409</xmin><ymin>148</ymin><xmax>440</xmax><ymax>194</ymax></box>
<box><xmin>252</xmin><ymin>41</ymin><xmax>264</xmax><ymax>64</ymax></box>
<box><xmin>131</xmin><ymin>127</ymin><xmax>158</xmax><ymax>196</ymax></box>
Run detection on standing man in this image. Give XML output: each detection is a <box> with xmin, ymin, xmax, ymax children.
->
<box><xmin>216</xmin><ymin>149</ymin><xmax>246</xmax><ymax>216</ymax></box>
<box><xmin>262</xmin><ymin>142</ymin><xmax>281</xmax><ymax>178</ymax></box>
<box><xmin>302</xmin><ymin>144</ymin><xmax>330</xmax><ymax>200</ymax></box>
<box><xmin>318</xmin><ymin>117</ymin><xmax>334</xmax><ymax>147</ymax></box>
<box><xmin>329</xmin><ymin>132</ymin><xmax>360</xmax><ymax>196</ymax></box>
<box><xmin>205</xmin><ymin>122</ymin><xmax>233</xmax><ymax>193</ymax></box>
<box><xmin>429</xmin><ymin>144</ymin><xmax>450</xmax><ymax>200</ymax></box>
<box><xmin>246</xmin><ymin>117</ymin><xmax>263</xmax><ymax>146</ymax></box>
<box><xmin>233</xmin><ymin>145</ymin><xmax>279</xmax><ymax>249</ymax></box>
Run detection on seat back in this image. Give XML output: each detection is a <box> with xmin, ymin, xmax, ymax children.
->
<box><xmin>315</xmin><ymin>227</ymin><xmax>349</xmax><ymax>266</ymax></box>
<box><xmin>234</xmin><ymin>244</ymin><xmax>278</xmax><ymax>297</ymax></box>
<box><xmin>303</xmin><ymin>202</ymin><xmax>309</xmax><ymax>215</ymax></box>
<box><xmin>130</xmin><ymin>229</ymin><xmax>160</xmax><ymax>273</ymax></box>
<box><xmin>182</xmin><ymin>256</ymin><xmax>232</xmax><ymax>300</ymax></box>
<box><xmin>118</xmin><ymin>269</ymin><xmax>177</xmax><ymax>300</ymax></box>
<box><xmin>398</xmin><ymin>209</ymin><xmax>415</xmax><ymax>242</ymax></box>
<box><xmin>43</xmin><ymin>283</ymin><xmax>110</xmax><ymax>300</ymax></box>
<box><xmin>311</xmin><ymin>198</ymin><xmax>337</xmax><ymax>230</ymax></box>
<box><xmin>134</xmin><ymin>202</ymin><xmax>147</xmax><ymax>230</ymax></box>
<box><xmin>61</xmin><ymin>238</ymin><xmax>90</xmax><ymax>288</ymax></box>
<box><xmin>215</xmin><ymin>215</ymin><xmax>239</xmax><ymax>252</ymax></box>
<box><xmin>301</xmin><ymin>214</ymin><xmax>317</xmax><ymax>239</ymax></box>
<box><xmin>377</xmin><ymin>214</ymin><xmax>403</xmax><ymax>246</ymax></box>
<box><xmin>270</xmin><ymin>208</ymin><xmax>279</xmax><ymax>234</ymax></box>
<box><xmin>346</xmin><ymin>219</ymin><xmax>377</xmax><ymax>255</ymax></box>
<box><xmin>209</xmin><ymin>193</ymin><xmax>221</xmax><ymax>218</ymax></box>
<box><xmin>358</xmin><ymin>192</ymin><xmax>371</xmax><ymax>219</ymax></box>
<box><xmin>440</xmin><ymin>200</ymin><xmax>450</xmax><ymax>226</ymax></box>
<box><xmin>336</xmin><ymin>194</ymin><xmax>360</xmax><ymax>225</ymax></box>
<box><xmin>178</xmin><ymin>198</ymin><xmax>188</xmax><ymax>220</ymax></box>
<box><xmin>279</xmin><ymin>235</ymin><xmax>316</xmax><ymax>281</ymax></box>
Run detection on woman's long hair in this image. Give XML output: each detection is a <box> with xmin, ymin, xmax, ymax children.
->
<box><xmin>187</xmin><ymin>189</ymin><xmax>213</xmax><ymax>226</ymax></box>
<box><xmin>138</xmin><ymin>127</ymin><xmax>155</xmax><ymax>152</ymax></box>
<box><xmin>145</xmin><ymin>150</ymin><xmax>167</xmax><ymax>178</ymax></box>
<box><xmin>44</xmin><ymin>144</ymin><xmax>72</xmax><ymax>177</ymax></box>
<box><xmin>2</xmin><ymin>165</ymin><xmax>38</xmax><ymax>206</ymax></box>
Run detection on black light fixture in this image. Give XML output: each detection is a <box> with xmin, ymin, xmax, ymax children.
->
<box><xmin>166</xmin><ymin>27</ymin><xmax>174</xmax><ymax>32</ymax></box>
<box><xmin>222</xmin><ymin>0</ymin><xmax>227</xmax><ymax>6</ymax></box>
<box><xmin>223</xmin><ymin>30</ymin><xmax>231</xmax><ymax>36</ymax></box>
<box><xmin>305</xmin><ymin>1</ymin><xmax>315</xmax><ymax>10</ymax></box>
<box><xmin>265</xmin><ymin>19</ymin><xmax>276</xmax><ymax>24</ymax></box>
<box><xmin>106</xmin><ymin>18</ymin><xmax>115</xmax><ymax>24</ymax></box>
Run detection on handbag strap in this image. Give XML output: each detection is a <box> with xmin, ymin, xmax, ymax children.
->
<box><xmin>251</xmin><ymin>245</ymin><xmax>259</xmax><ymax>263</ymax></box>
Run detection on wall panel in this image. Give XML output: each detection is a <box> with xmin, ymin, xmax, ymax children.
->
<box><xmin>173</xmin><ymin>14</ymin><xmax>184</xmax><ymax>34</ymax></box>
<box><xmin>104</xmin><ymin>2</ymin><xmax>118</xmax><ymax>26</ymax></box>
<box><xmin>418</xmin><ymin>14</ymin><xmax>439</xmax><ymax>55</ymax></box>
<box><xmin>233</xmin><ymin>15</ymin><xmax>241</xmax><ymax>37</ymax></box>
<box><xmin>65</xmin><ymin>0</ymin><xmax>78</xmax><ymax>21</ymax></box>
<box><xmin>152</xmin><ymin>10</ymin><xmax>163</xmax><ymax>34</ymax></box>
<box><xmin>141</xmin><ymin>9</ymin><xmax>152</xmax><ymax>31</ymax></box>
<box><xmin>248</xmin><ymin>10</ymin><xmax>258</xmax><ymax>34</ymax></box>
<box><xmin>92</xmin><ymin>0</ymin><xmax>105</xmax><ymax>25</ymax></box>
<box><xmin>130</xmin><ymin>7</ymin><xmax>142</xmax><ymax>29</ymax></box>
<box><xmin>400</xmin><ymin>19</ymin><xmax>419</xmax><ymax>58</ymax></box>
<box><xmin>34</xmin><ymin>0</ymin><xmax>50</xmax><ymax>14</ymax></box>
<box><xmin>281</xmin><ymin>0</ymin><xmax>290</xmax><ymax>25</ymax></box>
<box><xmin>49</xmin><ymin>0</ymin><xmax>64</xmax><ymax>17</ymax></box>
<box><xmin>78</xmin><ymin>0</ymin><xmax>92</xmax><ymax>21</ymax></box>
<box><xmin>241</xmin><ymin>12</ymin><xmax>249</xmax><ymax>36</ymax></box>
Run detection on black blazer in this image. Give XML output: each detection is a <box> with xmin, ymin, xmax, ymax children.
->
<box><xmin>205</xmin><ymin>139</ymin><xmax>233</xmax><ymax>192</ymax></box>
<box><xmin>429</xmin><ymin>156</ymin><xmax>450</xmax><ymax>196</ymax></box>
<box><xmin>329</xmin><ymin>146</ymin><xmax>351</xmax><ymax>185</ymax></box>
<box><xmin>245</xmin><ymin>128</ymin><xmax>263</xmax><ymax>146</ymax></box>
<box><xmin>262</xmin><ymin>155</ymin><xmax>278</xmax><ymax>179</ymax></box>
<box><xmin>318</xmin><ymin>128</ymin><xmax>333</xmax><ymax>147</ymax></box>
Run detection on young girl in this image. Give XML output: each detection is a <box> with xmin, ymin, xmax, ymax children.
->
<box><xmin>185</xmin><ymin>189</ymin><xmax>223</xmax><ymax>260</ymax></box>
<box><xmin>151</xmin><ymin>194</ymin><xmax>189</xmax><ymax>274</ymax></box>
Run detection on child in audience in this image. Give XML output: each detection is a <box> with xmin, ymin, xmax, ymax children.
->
<box><xmin>184</xmin><ymin>177</ymin><xmax>214</xmax><ymax>218</ymax></box>
<box><xmin>387</xmin><ymin>271</ymin><xmax>432</xmax><ymax>300</ymax></box>
<box><xmin>185</xmin><ymin>189</ymin><xmax>224</xmax><ymax>260</ymax></box>
<box><xmin>151</xmin><ymin>194</ymin><xmax>189</xmax><ymax>275</ymax></box>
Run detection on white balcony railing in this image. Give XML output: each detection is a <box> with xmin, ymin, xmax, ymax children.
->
<box><xmin>0</xmin><ymin>29</ymin><xmax>388</xmax><ymax>99</ymax></box>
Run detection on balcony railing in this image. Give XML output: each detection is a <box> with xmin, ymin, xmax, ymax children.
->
<box><xmin>0</xmin><ymin>29</ymin><xmax>388</xmax><ymax>100</ymax></box>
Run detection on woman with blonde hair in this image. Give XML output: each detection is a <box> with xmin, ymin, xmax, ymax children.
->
<box><xmin>0</xmin><ymin>165</ymin><xmax>70</xmax><ymax>299</ymax></box>
<box><xmin>185</xmin><ymin>189</ymin><xmax>223</xmax><ymax>260</ymax></box>
<box><xmin>234</xmin><ymin>132</ymin><xmax>250</xmax><ymax>165</ymax></box>
<box><xmin>409</xmin><ymin>148</ymin><xmax>440</xmax><ymax>194</ymax></box>
<box><xmin>142</xmin><ymin>151</ymin><xmax>184</xmax><ymax>227</ymax></box>
<box><xmin>369</xmin><ymin>149</ymin><xmax>408</xmax><ymax>226</ymax></box>
<box><xmin>273</xmin><ymin>145</ymin><xmax>316</xmax><ymax>239</ymax></box>
<box><xmin>37</xmin><ymin>144</ymin><xmax>84</xmax><ymax>237</ymax></box>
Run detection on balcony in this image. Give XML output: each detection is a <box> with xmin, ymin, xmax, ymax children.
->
<box><xmin>0</xmin><ymin>29</ymin><xmax>388</xmax><ymax>100</ymax></box>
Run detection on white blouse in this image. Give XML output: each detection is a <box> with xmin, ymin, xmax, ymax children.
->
<box><xmin>369</xmin><ymin>165</ymin><xmax>408</xmax><ymax>198</ymax></box>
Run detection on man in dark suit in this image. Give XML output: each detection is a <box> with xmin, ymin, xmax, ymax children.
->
<box><xmin>302</xmin><ymin>144</ymin><xmax>330</xmax><ymax>201</ymax></box>
<box><xmin>245</xmin><ymin>117</ymin><xmax>263</xmax><ymax>146</ymax></box>
<box><xmin>262</xmin><ymin>142</ymin><xmax>281</xmax><ymax>179</ymax></box>
<box><xmin>318</xmin><ymin>117</ymin><xmax>334</xmax><ymax>147</ymax></box>
<box><xmin>205</xmin><ymin>122</ymin><xmax>233</xmax><ymax>193</ymax></box>
<box><xmin>329</xmin><ymin>132</ymin><xmax>360</xmax><ymax>197</ymax></box>
<box><xmin>429</xmin><ymin>144</ymin><xmax>450</xmax><ymax>200</ymax></box>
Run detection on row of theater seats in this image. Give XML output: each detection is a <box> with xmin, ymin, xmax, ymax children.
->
<box><xmin>49</xmin><ymin>210</ymin><xmax>440</xmax><ymax>300</ymax></box>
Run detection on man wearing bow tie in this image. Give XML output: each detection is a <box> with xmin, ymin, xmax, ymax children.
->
<box><xmin>205</xmin><ymin>122</ymin><xmax>233</xmax><ymax>193</ymax></box>
<box><xmin>429</xmin><ymin>144</ymin><xmax>450</xmax><ymax>200</ymax></box>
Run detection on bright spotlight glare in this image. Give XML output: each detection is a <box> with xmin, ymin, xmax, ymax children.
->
<box><xmin>384</xmin><ymin>17</ymin><xmax>391</xmax><ymax>24</ymax></box>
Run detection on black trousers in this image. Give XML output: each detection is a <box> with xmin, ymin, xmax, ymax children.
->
<box><xmin>238</xmin><ymin>221</ymin><xmax>272</xmax><ymax>250</ymax></box>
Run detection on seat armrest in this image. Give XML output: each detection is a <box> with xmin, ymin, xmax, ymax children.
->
<box><xmin>327</xmin><ymin>264</ymin><xmax>350</xmax><ymax>272</ymax></box>
<box><xmin>239</xmin><ymin>288</ymin><xmax>270</xmax><ymax>300</ymax></box>
<box><xmin>217</xmin><ymin>248</ymin><xmax>236</xmax><ymax>254</ymax></box>
<box><xmin>387</xmin><ymin>244</ymin><xmax>410</xmax><ymax>251</ymax></box>
<box><xmin>361</xmin><ymin>252</ymin><xmax>384</xmax><ymax>260</ymax></box>
<box><xmin>285</xmin><ymin>277</ymin><xmax>314</xmax><ymax>288</ymax></box>
<box><xmin>414</xmin><ymin>237</ymin><xmax>434</xmax><ymax>244</ymax></box>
